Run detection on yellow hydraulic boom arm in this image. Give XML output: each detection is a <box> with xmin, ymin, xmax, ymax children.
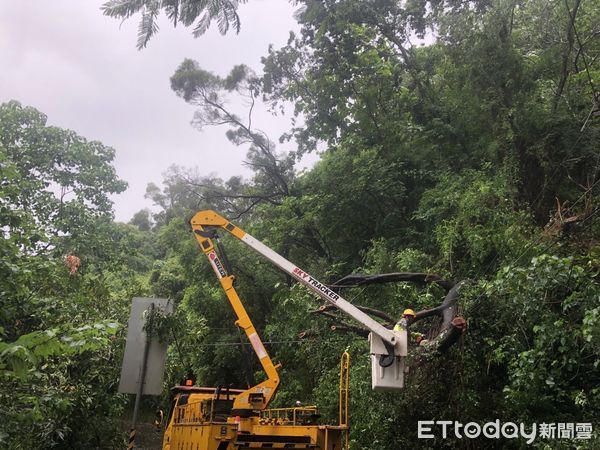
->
<box><xmin>191</xmin><ymin>210</ymin><xmax>408</xmax><ymax>398</ymax></box>
<box><xmin>191</xmin><ymin>213</ymin><xmax>280</xmax><ymax>412</ymax></box>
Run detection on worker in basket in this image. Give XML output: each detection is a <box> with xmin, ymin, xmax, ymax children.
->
<box><xmin>394</xmin><ymin>308</ymin><xmax>415</xmax><ymax>331</ymax></box>
<box><xmin>394</xmin><ymin>309</ymin><xmax>424</xmax><ymax>345</ymax></box>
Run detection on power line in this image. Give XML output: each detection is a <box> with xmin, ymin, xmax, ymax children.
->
<box><xmin>196</xmin><ymin>337</ymin><xmax>364</xmax><ymax>347</ymax></box>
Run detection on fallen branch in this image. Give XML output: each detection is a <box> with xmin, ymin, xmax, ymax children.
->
<box><xmin>330</xmin><ymin>324</ymin><xmax>369</xmax><ymax>339</ymax></box>
<box><xmin>413</xmin><ymin>282</ymin><xmax>464</xmax><ymax>326</ymax></box>
<box><xmin>314</xmin><ymin>304</ymin><xmax>394</xmax><ymax>326</ymax></box>
<box><xmin>309</xmin><ymin>308</ymin><xmax>370</xmax><ymax>338</ymax></box>
<box><xmin>312</xmin><ymin>272</ymin><xmax>467</xmax><ymax>353</ymax></box>
<box><xmin>331</xmin><ymin>272</ymin><xmax>454</xmax><ymax>292</ymax></box>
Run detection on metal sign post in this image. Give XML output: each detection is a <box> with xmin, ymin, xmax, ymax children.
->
<box><xmin>119</xmin><ymin>298</ymin><xmax>173</xmax><ymax>449</ymax></box>
<box><xmin>128</xmin><ymin>303</ymin><xmax>154</xmax><ymax>449</ymax></box>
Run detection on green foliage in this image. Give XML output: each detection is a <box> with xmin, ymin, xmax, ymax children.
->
<box><xmin>129</xmin><ymin>208</ymin><xmax>153</xmax><ymax>231</ymax></box>
<box><xmin>481</xmin><ymin>255</ymin><xmax>600</xmax><ymax>421</ymax></box>
<box><xmin>5</xmin><ymin>0</ymin><xmax>600</xmax><ymax>446</ymax></box>
<box><xmin>0</xmin><ymin>101</ymin><xmax>139</xmax><ymax>449</ymax></box>
<box><xmin>102</xmin><ymin>0</ymin><xmax>247</xmax><ymax>49</ymax></box>
<box><xmin>0</xmin><ymin>321</ymin><xmax>119</xmax><ymax>378</ymax></box>
<box><xmin>0</xmin><ymin>101</ymin><xmax>127</xmax><ymax>262</ymax></box>
<box><xmin>142</xmin><ymin>1</ymin><xmax>600</xmax><ymax>447</ymax></box>
<box><xmin>169</xmin><ymin>60</ymin><xmax>296</xmax><ymax>213</ymax></box>
<box><xmin>416</xmin><ymin>169</ymin><xmax>534</xmax><ymax>275</ymax></box>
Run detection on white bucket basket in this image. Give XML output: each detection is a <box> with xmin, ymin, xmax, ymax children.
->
<box><xmin>369</xmin><ymin>330</ymin><xmax>407</xmax><ymax>391</ymax></box>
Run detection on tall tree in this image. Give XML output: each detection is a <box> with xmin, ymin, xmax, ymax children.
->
<box><xmin>0</xmin><ymin>100</ymin><xmax>127</xmax><ymax>258</ymax></box>
<box><xmin>0</xmin><ymin>101</ymin><xmax>132</xmax><ymax>449</ymax></box>
<box><xmin>170</xmin><ymin>61</ymin><xmax>295</xmax><ymax>216</ymax></box>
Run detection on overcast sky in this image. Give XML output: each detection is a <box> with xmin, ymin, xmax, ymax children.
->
<box><xmin>0</xmin><ymin>0</ymin><xmax>300</xmax><ymax>222</ymax></box>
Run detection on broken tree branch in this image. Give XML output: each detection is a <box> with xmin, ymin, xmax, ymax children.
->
<box><xmin>331</xmin><ymin>272</ymin><xmax>455</xmax><ymax>292</ymax></box>
<box><xmin>315</xmin><ymin>304</ymin><xmax>395</xmax><ymax>326</ymax></box>
<box><xmin>330</xmin><ymin>324</ymin><xmax>370</xmax><ymax>339</ymax></box>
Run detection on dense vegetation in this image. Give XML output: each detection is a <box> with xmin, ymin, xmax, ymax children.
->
<box><xmin>2</xmin><ymin>0</ymin><xmax>599</xmax><ymax>448</ymax></box>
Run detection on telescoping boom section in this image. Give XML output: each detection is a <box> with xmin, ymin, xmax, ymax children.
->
<box><xmin>191</xmin><ymin>210</ymin><xmax>407</xmax><ymax>393</ymax></box>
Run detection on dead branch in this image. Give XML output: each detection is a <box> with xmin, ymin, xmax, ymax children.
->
<box><xmin>331</xmin><ymin>272</ymin><xmax>455</xmax><ymax>292</ymax></box>
<box><xmin>553</xmin><ymin>0</ymin><xmax>582</xmax><ymax>112</ymax></box>
<box><xmin>413</xmin><ymin>282</ymin><xmax>464</xmax><ymax>328</ymax></box>
<box><xmin>298</xmin><ymin>330</ymin><xmax>319</xmax><ymax>339</ymax></box>
<box><xmin>309</xmin><ymin>309</ymin><xmax>340</xmax><ymax>322</ymax></box>
<box><xmin>310</xmin><ymin>308</ymin><xmax>370</xmax><ymax>338</ymax></box>
<box><xmin>330</xmin><ymin>324</ymin><xmax>369</xmax><ymax>338</ymax></box>
<box><xmin>314</xmin><ymin>304</ymin><xmax>394</xmax><ymax>326</ymax></box>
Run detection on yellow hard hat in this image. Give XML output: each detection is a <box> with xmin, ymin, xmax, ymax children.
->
<box><xmin>403</xmin><ymin>308</ymin><xmax>416</xmax><ymax>317</ymax></box>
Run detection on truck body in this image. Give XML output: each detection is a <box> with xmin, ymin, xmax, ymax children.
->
<box><xmin>162</xmin><ymin>211</ymin><xmax>355</xmax><ymax>449</ymax></box>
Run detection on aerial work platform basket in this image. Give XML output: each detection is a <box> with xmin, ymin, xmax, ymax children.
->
<box><xmin>369</xmin><ymin>330</ymin><xmax>408</xmax><ymax>391</ymax></box>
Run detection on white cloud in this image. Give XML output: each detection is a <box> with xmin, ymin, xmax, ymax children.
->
<box><xmin>0</xmin><ymin>0</ymin><xmax>300</xmax><ymax>221</ymax></box>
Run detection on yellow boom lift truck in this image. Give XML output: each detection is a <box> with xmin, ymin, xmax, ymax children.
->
<box><xmin>161</xmin><ymin>211</ymin><xmax>410</xmax><ymax>450</ymax></box>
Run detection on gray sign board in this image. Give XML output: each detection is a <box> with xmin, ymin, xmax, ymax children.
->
<box><xmin>118</xmin><ymin>297</ymin><xmax>173</xmax><ymax>395</ymax></box>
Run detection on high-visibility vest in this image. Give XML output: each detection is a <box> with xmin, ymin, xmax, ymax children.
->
<box><xmin>393</xmin><ymin>318</ymin><xmax>408</xmax><ymax>332</ymax></box>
